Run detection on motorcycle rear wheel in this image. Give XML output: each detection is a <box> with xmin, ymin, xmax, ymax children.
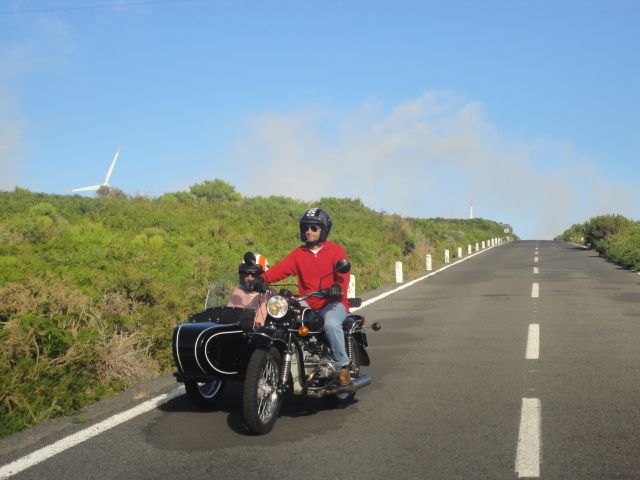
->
<box><xmin>243</xmin><ymin>347</ymin><xmax>283</xmax><ymax>435</ymax></box>
<box><xmin>184</xmin><ymin>379</ymin><xmax>225</xmax><ymax>407</ymax></box>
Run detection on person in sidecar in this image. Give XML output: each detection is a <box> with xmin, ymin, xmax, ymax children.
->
<box><xmin>256</xmin><ymin>207</ymin><xmax>352</xmax><ymax>386</ymax></box>
<box><xmin>226</xmin><ymin>252</ymin><xmax>272</xmax><ymax>328</ymax></box>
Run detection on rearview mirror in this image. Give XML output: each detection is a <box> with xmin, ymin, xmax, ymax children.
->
<box><xmin>334</xmin><ymin>259</ymin><xmax>351</xmax><ymax>274</ymax></box>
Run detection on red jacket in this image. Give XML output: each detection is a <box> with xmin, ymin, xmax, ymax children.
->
<box><xmin>263</xmin><ymin>240</ymin><xmax>350</xmax><ymax>311</ymax></box>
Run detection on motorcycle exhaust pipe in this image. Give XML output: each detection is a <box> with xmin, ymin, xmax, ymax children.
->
<box><xmin>326</xmin><ymin>374</ymin><xmax>371</xmax><ymax>395</ymax></box>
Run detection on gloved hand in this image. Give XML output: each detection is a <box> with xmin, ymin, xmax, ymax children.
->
<box><xmin>251</xmin><ymin>275</ymin><xmax>267</xmax><ymax>293</ymax></box>
<box><xmin>322</xmin><ymin>283</ymin><xmax>342</xmax><ymax>299</ymax></box>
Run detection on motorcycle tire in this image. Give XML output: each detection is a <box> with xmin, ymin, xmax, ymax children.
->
<box><xmin>243</xmin><ymin>347</ymin><xmax>283</xmax><ymax>435</ymax></box>
<box><xmin>325</xmin><ymin>338</ymin><xmax>361</xmax><ymax>408</ymax></box>
<box><xmin>184</xmin><ymin>379</ymin><xmax>225</xmax><ymax>407</ymax></box>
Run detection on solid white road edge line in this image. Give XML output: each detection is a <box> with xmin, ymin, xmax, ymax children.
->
<box><xmin>0</xmin><ymin>387</ymin><xmax>185</xmax><ymax>480</ymax></box>
<box><xmin>351</xmin><ymin>242</ymin><xmax>506</xmax><ymax>312</ymax></box>
<box><xmin>515</xmin><ymin>397</ymin><xmax>541</xmax><ymax>478</ymax></box>
<box><xmin>525</xmin><ymin>324</ymin><xmax>540</xmax><ymax>360</ymax></box>
<box><xmin>531</xmin><ymin>283</ymin><xmax>539</xmax><ymax>298</ymax></box>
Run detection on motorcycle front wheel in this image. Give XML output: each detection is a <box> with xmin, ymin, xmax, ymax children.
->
<box><xmin>184</xmin><ymin>379</ymin><xmax>225</xmax><ymax>407</ymax></box>
<box><xmin>243</xmin><ymin>347</ymin><xmax>283</xmax><ymax>435</ymax></box>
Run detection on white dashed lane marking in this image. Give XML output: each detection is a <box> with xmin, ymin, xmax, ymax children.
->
<box><xmin>531</xmin><ymin>283</ymin><xmax>539</xmax><ymax>298</ymax></box>
<box><xmin>526</xmin><ymin>324</ymin><xmax>540</xmax><ymax>360</ymax></box>
<box><xmin>516</xmin><ymin>398</ymin><xmax>541</xmax><ymax>478</ymax></box>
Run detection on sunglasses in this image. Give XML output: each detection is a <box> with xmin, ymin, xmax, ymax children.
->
<box><xmin>240</xmin><ymin>272</ymin><xmax>256</xmax><ymax>277</ymax></box>
<box><xmin>303</xmin><ymin>224</ymin><xmax>321</xmax><ymax>232</ymax></box>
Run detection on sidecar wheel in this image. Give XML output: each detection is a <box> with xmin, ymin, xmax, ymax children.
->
<box><xmin>185</xmin><ymin>379</ymin><xmax>225</xmax><ymax>407</ymax></box>
<box><xmin>243</xmin><ymin>347</ymin><xmax>282</xmax><ymax>435</ymax></box>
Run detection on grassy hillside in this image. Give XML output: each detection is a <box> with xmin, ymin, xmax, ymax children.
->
<box><xmin>0</xmin><ymin>182</ymin><xmax>513</xmax><ymax>436</ymax></box>
<box><xmin>555</xmin><ymin>214</ymin><xmax>640</xmax><ymax>270</ymax></box>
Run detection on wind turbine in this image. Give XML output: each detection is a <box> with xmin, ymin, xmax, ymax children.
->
<box><xmin>69</xmin><ymin>148</ymin><xmax>121</xmax><ymax>193</ymax></box>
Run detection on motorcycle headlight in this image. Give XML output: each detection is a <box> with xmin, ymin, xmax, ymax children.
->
<box><xmin>266</xmin><ymin>295</ymin><xmax>289</xmax><ymax>319</ymax></box>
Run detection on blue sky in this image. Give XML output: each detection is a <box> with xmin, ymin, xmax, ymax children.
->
<box><xmin>1</xmin><ymin>0</ymin><xmax>638</xmax><ymax>239</ymax></box>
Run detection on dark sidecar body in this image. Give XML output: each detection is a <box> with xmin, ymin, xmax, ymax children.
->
<box><xmin>172</xmin><ymin>307</ymin><xmax>255</xmax><ymax>383</ymax></box>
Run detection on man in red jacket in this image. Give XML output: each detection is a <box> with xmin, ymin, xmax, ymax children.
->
<box><xmin>261</xmin><ymin>208</ymin><xmax>352</xmax><ymax>385</ymax></box>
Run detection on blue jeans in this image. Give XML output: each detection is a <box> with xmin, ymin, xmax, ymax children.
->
<box><xmin>318</xmin><ymin>302</ymin><xmax>349</xmax><ymax>367</ymax></box>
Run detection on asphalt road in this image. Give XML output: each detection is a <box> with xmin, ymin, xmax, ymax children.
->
<box><xmin>1</xmin><ymin>240</ymin><xmax>639</xmax><ymax>479</ymax></box>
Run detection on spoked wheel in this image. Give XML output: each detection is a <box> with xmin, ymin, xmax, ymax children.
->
<box><xmin>243</xmin><ymin>347</ymin><xmax>283</xmax><ymax>435</ymax></box>
<box><xmin>184</xmin><ymin>379</ymin><xmax>225</xmax><ymax>407</ymax></box>
<box><xmin>325</xmin><ymin>338</ymin><xmax>361</xmax><ymax>408</ymax></box>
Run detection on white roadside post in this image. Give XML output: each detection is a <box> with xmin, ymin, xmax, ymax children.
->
<box><xmin>482</xmin><ymin>241</ymin><xmax>486</xmax><ymax>249</ymax></box>
<box><xmin>475</xmin><ymin>243</ymin><xmax>479</xmax><ymax>252</ymax></box>
<box><xmin>348</xmin><ymin>274</ymin><xmax>356</xmax><ymax>298</ymax></box>
<box><xmin>467</xmin><ymin>244</ymin><xmax>472</xmax><ymax>255</ymax></box>
<box><xmin>395</xmin><ymin>261</ymin><xmax>403</xmax><ymax>283</ymax></box>
<box><xmin>444</xmin><ymin>249</ymin><xmax>450</xmax><ymax>263</ymax></box>
<box><xmin>426</xmin><ymin>254</ymin><xmax>432</xmax><ymax>271</ymax></box>
<box><xmin>457</xmin><ymin>247</ymin><xmax>462</xmax><ymax>259</ymax></box>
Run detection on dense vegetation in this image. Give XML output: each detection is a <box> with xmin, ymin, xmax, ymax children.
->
<box><xmin>0</xmin><ymin>182</ymin><xmax>512</xmax><ymax>436</ymax></box>
<box><xmin>555</xmin><ymin>214</ymin><xmax>640</xmax><ymax>270</ymax></box>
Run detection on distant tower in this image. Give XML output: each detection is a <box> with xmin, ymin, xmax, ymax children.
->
<box><xmin>470</xmin><ymin>202</ymin><xmax>474</xmax><ymax>219</ymax></box>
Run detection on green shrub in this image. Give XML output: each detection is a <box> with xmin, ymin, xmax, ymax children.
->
<box><xmin>554</xmin><ymin>223</ymin><xmax>585</xmax><ymax>244</ymax></box>
<box><xmin>583</xmin><ymin>214</ymin><xmax>632</xmax><ymax>253</ymax></box>
<box><xmin>602</xmin><ymin>223</ymin><xmax>640</xmax><ymax>270</ymax></box>
<box><xmin>189</xmin><ymin>179</ymin><xmax>241</xmax><ymax>202</ymax></box>
<box><xmin>556</xmin><ymin>215</ymin><xmax>639</xmax><ymax>271</ymax></box>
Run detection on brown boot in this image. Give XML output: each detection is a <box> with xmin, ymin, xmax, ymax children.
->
<box><xmin>338</xmin><ymin>367</ymin><xmax>351</xmax><ymax>385</ymax></box>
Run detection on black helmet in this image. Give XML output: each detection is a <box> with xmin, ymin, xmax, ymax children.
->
<box><xmin>238</xmin><ymin>252</ymin><xmax>269</xmax><ymax>276</ymax></box>
<box><xmin>238</xmin><ymin>252</ymin><xmax>269</xmax><ymax>292</ymax></box>
<box><xmin>299</xmin><ymin>208</ymin><xmax>332</xmax><ymax>246</ymax></box>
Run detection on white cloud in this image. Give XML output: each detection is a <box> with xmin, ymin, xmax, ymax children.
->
<box><xmin>228</xmin><ymin>92</ymin><xmax>637</xmax><ymax>239</ymax></box>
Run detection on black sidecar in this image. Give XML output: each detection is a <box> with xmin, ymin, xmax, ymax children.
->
<box><xmin>172</xmin><ymin>306</ymin><xmax>255</xmax><ymax>405</ymax></box>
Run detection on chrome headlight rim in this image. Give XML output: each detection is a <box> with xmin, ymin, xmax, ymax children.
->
<box><xmin>266</xmin><ymin>295</ymin><xmax>289</xmax><ymax>319</ymax></box>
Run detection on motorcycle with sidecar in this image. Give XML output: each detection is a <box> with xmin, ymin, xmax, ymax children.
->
<box><xmin>171</xmin><ymin>259</ymin><xmax>381</xmax><ymax>434</ymax></box>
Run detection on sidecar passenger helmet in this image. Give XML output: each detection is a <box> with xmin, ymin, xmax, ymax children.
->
<box><xmin>239</xmin><ymin>252</ymin><xmax>270</xmax><ymax>276</ymax></box>
<box><xmin>239</xmin><ymin>252</ymin><xmax>269</xmax><ymax>292</ymax></box>
<box><xmin>299</xmin><ymin>208</ymin><xmax>333</xmax><ymax>245</ymax></box>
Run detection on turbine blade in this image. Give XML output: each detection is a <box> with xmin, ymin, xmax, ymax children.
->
<box><xmin>70</xmin><ymin>185</ymin><xmax>101</xmax><ymax>192</ymax></box>
<box><xmin>104</xmin><ymin>148</ymin><xmax>120</xmax><ymax>185</ymax></box>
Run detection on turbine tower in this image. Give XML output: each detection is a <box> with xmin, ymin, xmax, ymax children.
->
<box><xmin>69</xmin><ymin>148</ymin><xmax>121</xmax><ymax>193</ymax></box>
<box><xmin>470</xmin><ymin>202</ymin><xmax>474</xmax><ymax>219</ymax></box>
